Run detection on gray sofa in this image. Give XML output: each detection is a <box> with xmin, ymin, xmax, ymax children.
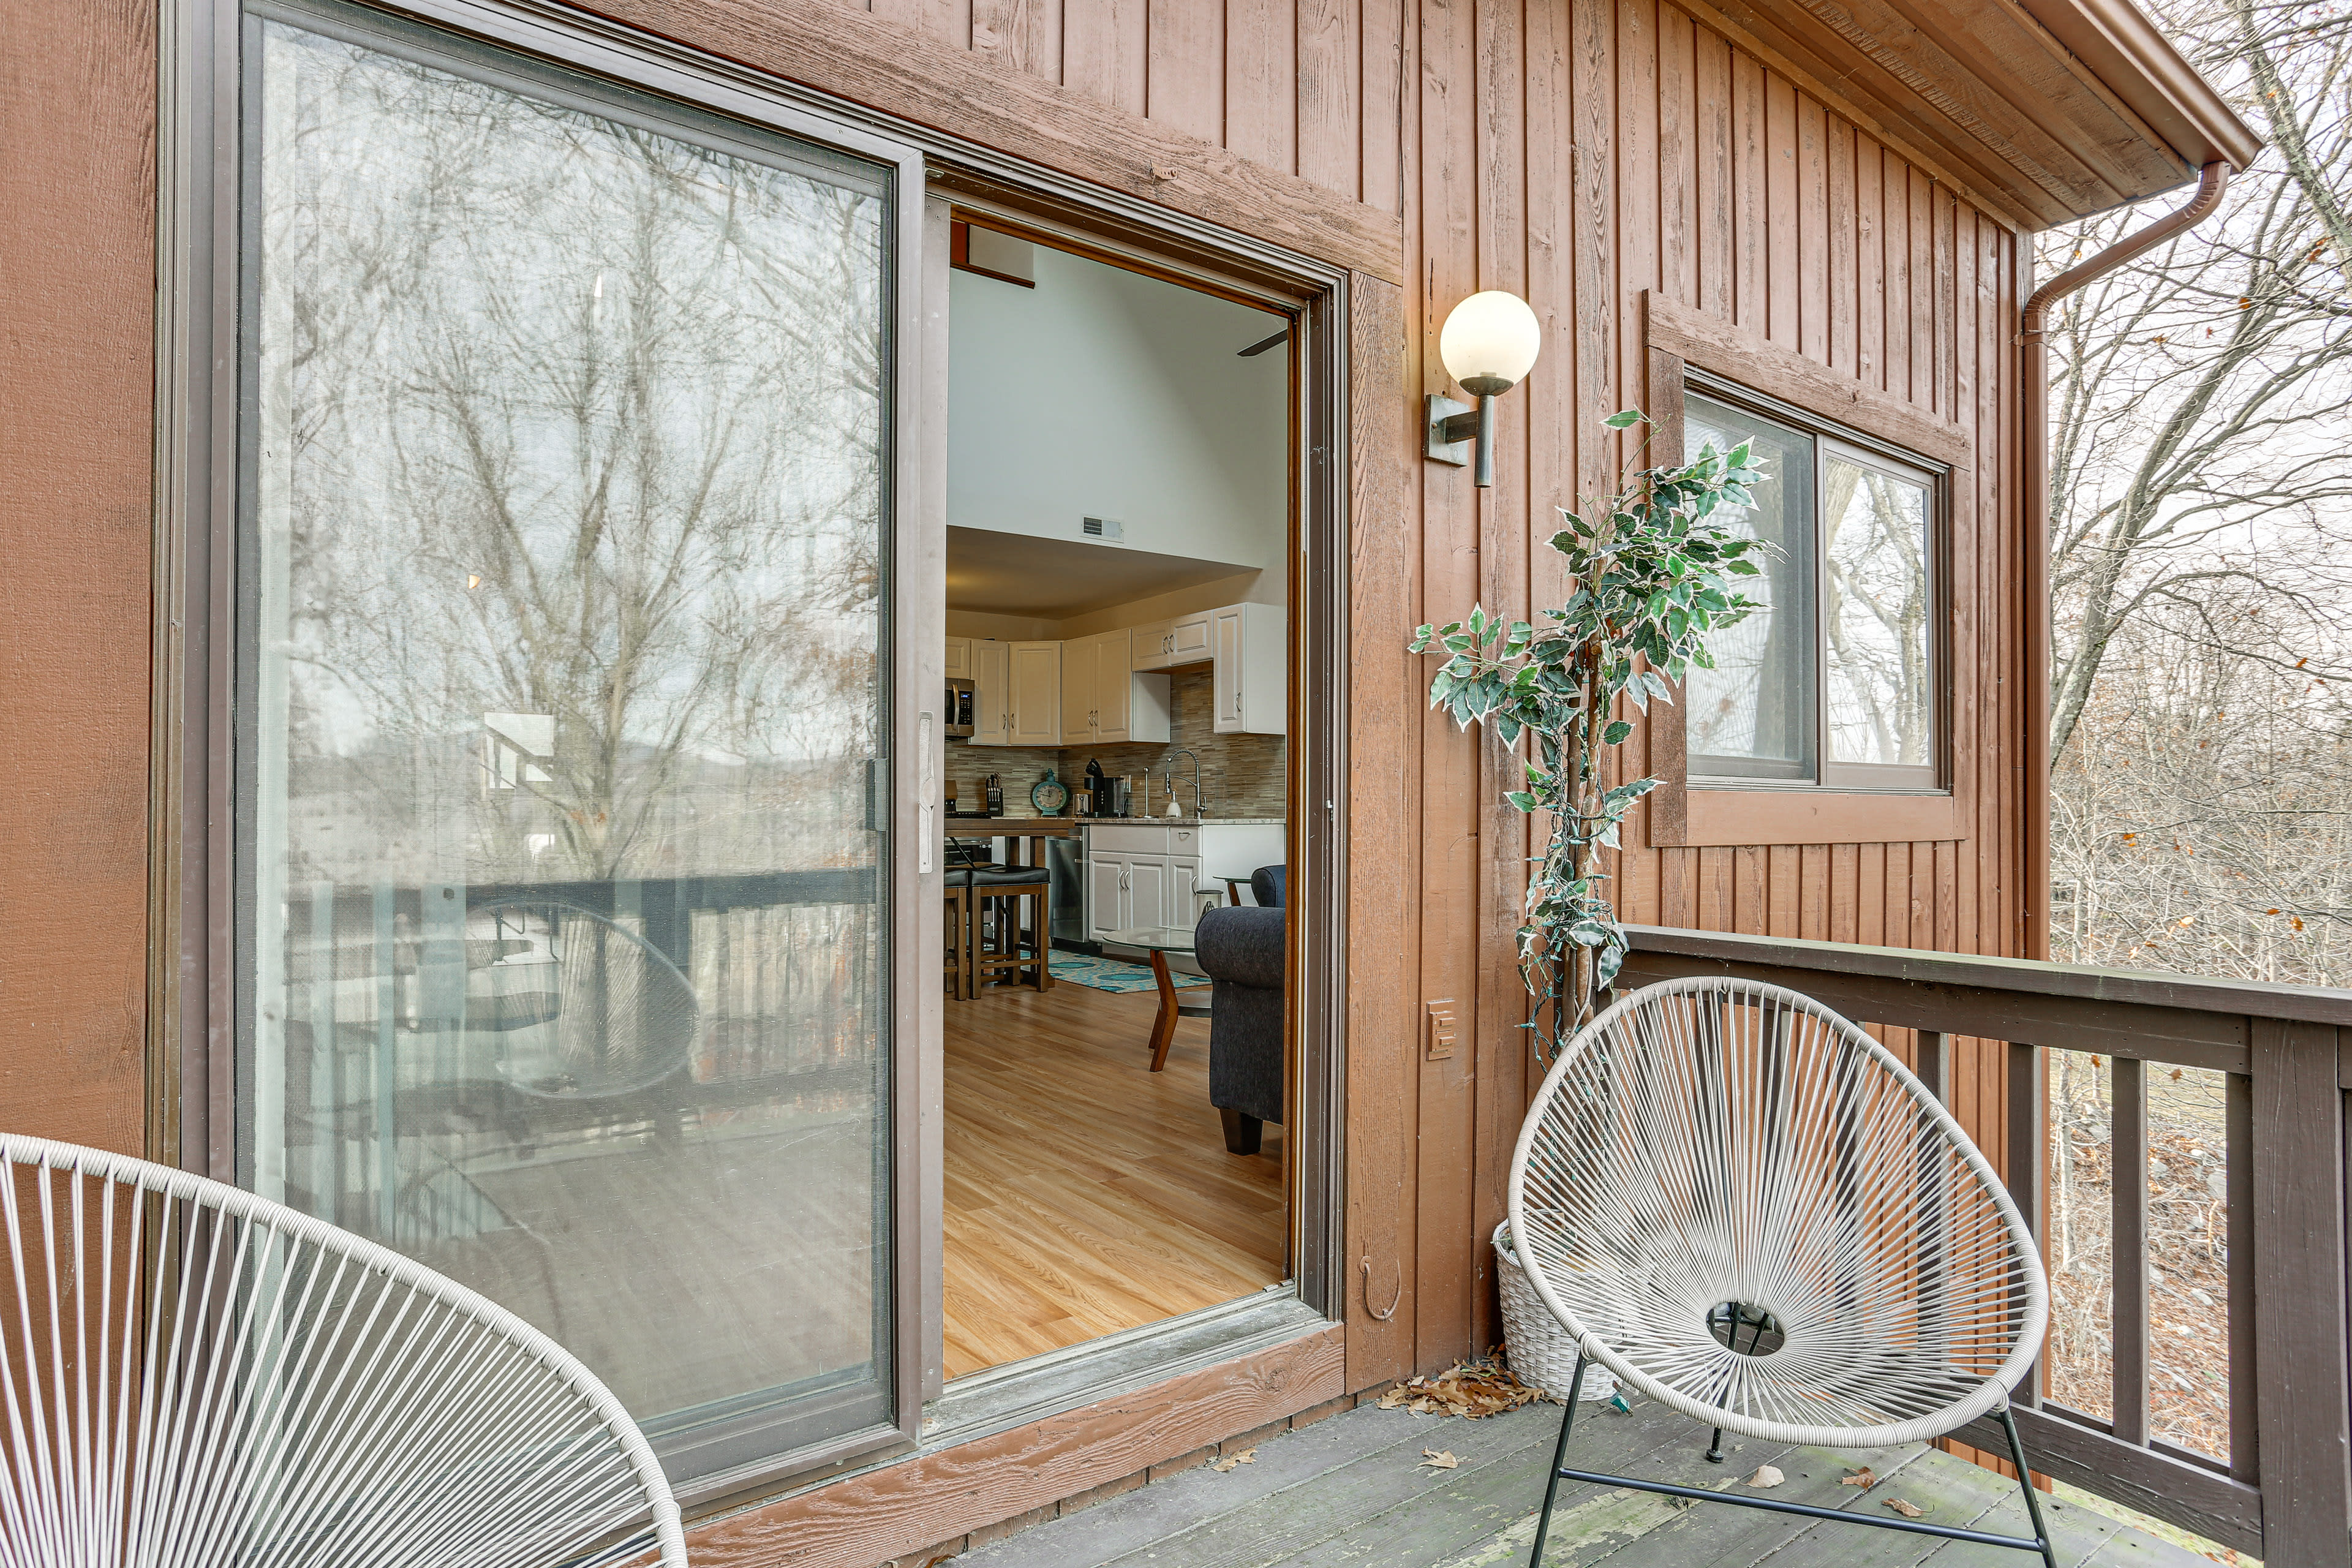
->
<box><xmin>1192</xmin><ymin>903</ymin><xmax>1284</xmax><ymax>1155</ymax></box>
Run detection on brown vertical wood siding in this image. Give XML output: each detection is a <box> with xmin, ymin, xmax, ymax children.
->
<box><xmin>0</xmin><ymin>0</ymin><xmax>157</xmax><ymax>1156</ymax></box>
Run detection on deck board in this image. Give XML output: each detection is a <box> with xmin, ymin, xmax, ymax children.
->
<box><xmin>957</xmin><ymin>1400</ymin><xmax>2219</xmax><ymax>1568</ymax></box>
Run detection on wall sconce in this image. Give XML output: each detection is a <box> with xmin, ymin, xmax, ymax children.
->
<box><xmin>1426</xmin><ymin>291</ymin><xmax>1543</xmax><ymax>488</ymax></box>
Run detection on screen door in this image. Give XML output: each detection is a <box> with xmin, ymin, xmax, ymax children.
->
<box><xmin>234</xmin><ymin>0</ymin><xmax>913</xmax><ymax>1482</ymax></box>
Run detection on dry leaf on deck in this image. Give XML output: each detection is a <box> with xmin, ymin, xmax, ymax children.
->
<box><xmin>1420</xmin><ymin>1449</ymin><xmax>1460</xmax><ymax>1470</ymax></box>
<box><xmin>1884</xmin><ymin>1498</ymin><xmax>1925</xmax><ymax>1518</ymax></box>
<box><xmin>1210</xmin><ymin>1448</ymin><xmax>1256</xmax><ymax>1473</ymax></box>
<box><xmin>1840</xmin><ymin>1467</ymin><xmax>1879</xmax><ymax>1488</ymax></box>
<box><xmin>1377</xmin><ymin>1387</ymin><xmax>1409</xmax><ymax>1410</ymax></box>
<box><xmin>1747</xmin><ymin>1465</ymin><xmax>1784</xmax><ymax>1487</ymax></box>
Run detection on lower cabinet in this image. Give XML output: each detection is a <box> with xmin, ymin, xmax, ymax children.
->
<box><xmin>1084</xmin><ymin>824</ymin><xmax>1207</xmax><ymax>938</ymax></box>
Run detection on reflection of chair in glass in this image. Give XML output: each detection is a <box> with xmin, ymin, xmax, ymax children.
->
<box><xmin>0</xmin><ymin>1132</ymin><xmax>687</xmax><ymax>1567</ymax></box>
<box><xmin>471</xmin><ymin>900</ymin><xmax>701</xmax><ymax>1100</ymax></box>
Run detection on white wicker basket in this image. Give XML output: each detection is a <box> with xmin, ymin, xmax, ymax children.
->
<box><xmin>1493</xmin><ymin>1222</ymin><xmax>1618</xmax><ymax>1403</ymax></box>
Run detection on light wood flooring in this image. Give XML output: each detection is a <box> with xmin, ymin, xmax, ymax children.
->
<box><xmin>943</xmin><ymin>974</ymin><xmax>1286</xmax><ymax>1379</ymax></box>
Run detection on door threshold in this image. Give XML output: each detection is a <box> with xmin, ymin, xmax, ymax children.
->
<box><xmin>925</xmin><ymin>1286</ymin><xmax>1325</xmax><ymax>1450</ymax></box>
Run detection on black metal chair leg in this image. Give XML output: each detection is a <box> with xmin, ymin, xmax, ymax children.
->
<box><xmin>1996</xmin><ymin>1405</ymin><xmax>2061</xmax><ymax>1568</ymax></box>
<box><xmin>1527</xmin><ymin>1355</ymin><xmax>1590</xmax><ymax>1567</ymax></box>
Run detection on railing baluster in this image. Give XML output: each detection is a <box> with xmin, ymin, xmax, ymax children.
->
<box><xmin>2226</xmin><ymin>1066</ymin><xmax>2255</xmax><ymax>1487</ymax></box>
<box><xmin>2111</xmin><ymin>1055</ymin><xmax>2149</xmax><ymax>1447</ymax></box>
<box><xmin>1917</xmin><ymin>1030</ymin><xmax>1950</xmax><ymax>1104</ymax></box>
<box><xmin>2010</xmin><ymin>1039</ymin><xmax>2045</xmax><ymax>1409</ymax></box>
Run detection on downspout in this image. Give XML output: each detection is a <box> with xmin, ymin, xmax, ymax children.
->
<box><xmin>2019</xmin><ymin>159</ymin><xmax>2230</xmax><ymax>961</ymax></box>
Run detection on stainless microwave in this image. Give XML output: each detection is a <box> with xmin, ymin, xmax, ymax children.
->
<box><xmin>944</xmin><ymin>677</ymin><xmax>975</xmax><ymax>737</ymax></box>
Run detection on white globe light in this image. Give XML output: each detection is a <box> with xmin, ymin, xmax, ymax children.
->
<box><xmin>1439</xmin><ymin>291</ymin><xmax>1543</xmax><ymax>396</ymax></box>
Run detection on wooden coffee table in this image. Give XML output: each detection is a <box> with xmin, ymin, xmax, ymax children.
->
<box><xmin>1099</xmin><ymin>925</ymin><xmax>1212</xmax><ymax>1071</ymax></box>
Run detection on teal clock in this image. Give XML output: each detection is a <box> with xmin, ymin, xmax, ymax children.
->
<box><xmin>1031</xmin><ymin>771</ymin><xmax>1069</xmax><ymax>815</ymax></box>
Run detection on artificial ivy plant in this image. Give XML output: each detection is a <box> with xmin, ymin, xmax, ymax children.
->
<box><xmin>1411</xmin><ymin>409</ymin><xmax>1770</xmax><ymax>1063</ymax></box>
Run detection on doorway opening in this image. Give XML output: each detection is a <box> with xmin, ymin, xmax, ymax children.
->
<box><xmin>938</xmin><ymin>217</ymin><xmax>1296</xmax><ymax>1379</ymax></box>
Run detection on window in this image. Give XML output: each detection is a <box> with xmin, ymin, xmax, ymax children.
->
<box><xmin>1683</xmin><ymin>378</ymin><xmax>1944</xmax><ymax>792</ymax></box>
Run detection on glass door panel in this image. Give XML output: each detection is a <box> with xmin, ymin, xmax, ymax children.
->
<box><xmin>238</xmin><ymin>0</ymin><xmax>900</xmax><ymax>1479</ymax></box>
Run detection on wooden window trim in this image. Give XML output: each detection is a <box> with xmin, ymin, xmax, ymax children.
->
<box><xmin>1643</xmin><ymin>292</ymin><xmax>1977</xmax><ymax>849</ymax></box>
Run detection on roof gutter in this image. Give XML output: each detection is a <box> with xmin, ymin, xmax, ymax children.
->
<box><xmin>2019</xmin><ymin>158</ymin><xmax>2231</xmax><ymax>960</ymax></box>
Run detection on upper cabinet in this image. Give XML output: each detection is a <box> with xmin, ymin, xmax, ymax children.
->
<box><xmin>962</xmin><ymin>606</ymin><xmax>1272</xmax><ymax>745</ymax></box>
<box><xmin>1210</xmin><ymin>604</ymin><xmax>1284</xmax><ymax>735</ymax></box>
<box><xmin>968</xmin><ymin>637</ymin><xmax>1063</xmax><ymax>748</ymax></box>
<box><xmin>1062</xmin><ymin>629</ymin><xmax>1170</xmax><ymax>746</ymax></box>
<box><xmin>1008</xmin><ymin>641</ymin><xmax>1062</xmax><ymax>747</ymax></box>
<box><xmin>969</xmin><ymin>638</ymin><xmax>1009</xmax><ymax>745</ymax></box>
<box><xmin>1129</xmin><ymin>614</ymin><xmax>1210</xmax><ymax>673</ymax></box>
<box><xmin>1169</xmin><ymin>612</ymin><xmax>1213</xmax><ymax>667</ymax></box>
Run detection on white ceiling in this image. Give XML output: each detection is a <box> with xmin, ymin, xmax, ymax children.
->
<box><xmin>944</xmin><ymin>526</ymin><xmax>1253</xmax><ymax>619</ymax></box>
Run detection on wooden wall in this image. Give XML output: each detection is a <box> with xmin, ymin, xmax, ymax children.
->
<box><xmin>0</xmin><ymin>0</ymin><xmax>158</xmax><ymax>1156</ymax></box>
<box><xmin>802</xmin><ymin>0</ymin><xmax>2026</xmax><ymax>1386</ymax></box>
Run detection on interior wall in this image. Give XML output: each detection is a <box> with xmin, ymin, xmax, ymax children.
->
<box><xmin>0</xmin><ymin>0</ymin><xmax>157</xmax><ymax>1155</ymax></box>
<box><xmin>947</xmin><ymin>246</ymin><xmax>1288</xmax><ymax>570</ymax></box>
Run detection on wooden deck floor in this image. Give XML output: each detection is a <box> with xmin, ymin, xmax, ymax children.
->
<box><xmin>943</xmin><ymin>974</ymin><xmax>1286</xmax><ymax>1378</ymax></box>
<box><xmin>956</xmin><ymin>1393</ymin><xmax>2211</xmax><ymax>1568</ymax></box>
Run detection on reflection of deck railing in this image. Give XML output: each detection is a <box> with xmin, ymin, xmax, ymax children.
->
<box><xmin>1620</xmin><ymin>925</ymin><xmax>2352</xmax><ymax>1564</ymax></box>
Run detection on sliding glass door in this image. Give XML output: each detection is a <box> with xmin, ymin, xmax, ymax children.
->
<box><xmin>236</xmin><ymin>0</ymin><xmax>911</xmax><ymax>1481</ymax></box>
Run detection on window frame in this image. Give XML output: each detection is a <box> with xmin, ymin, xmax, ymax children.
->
<box><xmin>1642</xmin><ymin>291</ymin><xmax>1977</xmax><ymax>850</ymax></box>
<box><xmin>1681</xmin><ymin>372</ymin><xmax>1950</xmax><ymax>796</ymax></box>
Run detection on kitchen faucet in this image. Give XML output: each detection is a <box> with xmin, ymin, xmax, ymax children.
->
<box><xmin>1163</xmin><ymin>750</ymin><xmax>1205</xmax><ymax>820</ymax></box>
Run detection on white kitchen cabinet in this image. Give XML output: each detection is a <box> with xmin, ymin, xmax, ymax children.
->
<box><xmin>1060</xmin><ymin>630</ymin><xmax>1169</xmax><ymax>745</ymax></box>
<box><xmin>1169</xmin><ymin>612</ymin><xmax>1213</xmax><ymax>665</ymax></box>
<box><xmin>967</xmin><ymin>638</ymin><xmax>1059</xmax><ymax>748</ymax></box>
<box><xmin>1084</xmin><ymin>823</ymin><xmax>1223</xmax><ymax>937</ymax></box>
<box><xmin>1129</xmin><ymin>619</ymin><xmax>1174</xmax><ymax>672</ymax></box>
<box><xmin>969</xmin><ymin>638</ymin><xmax>1008</xmax><ymax>745</ymax></box>
<box><xmin>1008</xmin><ymin>641</ymin><xmax>1061</xmax><ymax>747</ymax></box>
<box><xmin>1210</xmin><ymin>603</ymin><xmax>1286</xmax><ymax>735</ymax></box>
<box><xmin>944</xmin><ymin>636</ymin><xmax>971</xmax><ymax>680</ymax></box>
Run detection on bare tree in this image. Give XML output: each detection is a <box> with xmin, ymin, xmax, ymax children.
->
<box><xmin>2043</xmin><ymin>0</ymin><xmax>2352</xmax><ymax>761</ymax></box>
<box><xmin>256</xmin><ymin>24</ymin><xmax>890</xmax><ymax>888</ymax></box>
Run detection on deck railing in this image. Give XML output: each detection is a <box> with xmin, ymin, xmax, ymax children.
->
<box><xmin>1619</xmin><ymin>925</ymin><xmax>2352</xmax><ymax>1567</ymax></box>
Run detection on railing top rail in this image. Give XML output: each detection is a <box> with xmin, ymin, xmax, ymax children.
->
<box><xmin>1625</xmin><ymin>925</ymin><xmax>2352</xmax><ymax>1030</ymax></box>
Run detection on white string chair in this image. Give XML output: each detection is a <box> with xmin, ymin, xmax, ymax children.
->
<box><xmin>0</xmin><ymin>1133</ymin><xmax>687</xmax><ymax>1567</ymax></box>
<box><xmin>1506</xmin><ymin>978</ymin><xmax>2054</xmax><ymax>1566</ymax></box>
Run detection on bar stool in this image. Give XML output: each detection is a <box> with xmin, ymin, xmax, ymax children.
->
<box><xmin>968</xmin><ymin>865</ymin><xmax>1052</xmax><ymax>992</ymax></box>
<box><xmin>943</xmin><ymin>883</ymin><xmax>972</xmax><ymax>999</ymax></box>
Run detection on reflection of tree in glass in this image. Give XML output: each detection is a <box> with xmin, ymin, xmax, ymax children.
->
<box><xmin>262</xmin><ymin>25</ymin><xmax>885</xmax><ymax>886</ymax></box>
<box><xmin>1822</xmin><ymin>462</ymin><xmax>1931</xmax><ymax>767</ymax></box>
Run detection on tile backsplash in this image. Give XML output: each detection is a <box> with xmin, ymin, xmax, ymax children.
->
<box><xmin>944</xmin><ymin>668</ymin><xmax>1286</xmax><ymax>820</ymax></box>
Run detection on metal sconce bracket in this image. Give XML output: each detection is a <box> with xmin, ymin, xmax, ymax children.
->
<box><xmin>1425</xmin><ymin>394</ymin><xmax>1474</xmax><ymax>466</ymax></box>
<box><xmin>1425</xmin><ymin>393</ymin><xmax>1498</xmax><ymax>486</ymax></box>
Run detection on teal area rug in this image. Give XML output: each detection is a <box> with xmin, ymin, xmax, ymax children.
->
<box><xmin>1049</xmin><ymin>951</ymin><xmax>1210</xmax><ymax>994</ymax></box>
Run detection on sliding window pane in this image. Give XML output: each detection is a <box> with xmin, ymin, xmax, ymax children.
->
<box><xmin>1683</xmin><ymin>394</ymin><xmax>1815</xmax><ymax>780</ymax></box>
<box><xmin>1822</xmin><ymin>451</ymin><xmax>1934</xmax><ymax>771</ymax></box>
<box><xmin>241</xmin><ymin>3</ymin><xmax>895</xmax><ymax>1477</ymax></box>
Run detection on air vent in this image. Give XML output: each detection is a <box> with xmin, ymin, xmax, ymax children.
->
<box><xmin>1081</xmin><ymin>516</ymin><xmax>1125</xmax><ymax>540</ymax></box>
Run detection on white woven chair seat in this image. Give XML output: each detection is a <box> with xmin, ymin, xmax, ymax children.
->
<box><xmin>0</xmin><ymin>1133</ymin><xmax>687</xmax><ymax>1566</ymax></box>
<box><xmin>1507</xmin><ymin>978</ymin><xmax>2047</xmax><ymax>1450</ymax></box>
